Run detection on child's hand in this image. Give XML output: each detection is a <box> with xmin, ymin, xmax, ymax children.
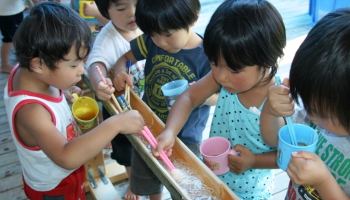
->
<box><xmin>95</xmin><ymin>78</ymin><xmax>115</xmax><ymax>101</ymax></box>
<box><xmin>64</xmin><ymin>86</ymin><xmax>84</xmax><ymax>103</ymax></box>
<box><xmin>228</xmin><ymin>144</ymin><xmax>256</xmax><ymax>174</ymax></box>
<box><xmin>265</xmin><ymin>78</ymin><xmax>294</xmax><ymax>117</ymax></box>
<box><xmin>83</xmin><ymin>2</ymin><xmax>99</xmax><ymax>18</ymax></box>
<box><xmin>113</xmin><ymin>71</ymin><xmax>133</xmax><ymax>92</ymax></box>
<box><xmin>287</xmin><ymin>151</ymin><xmax>330</xmax><ymax>186</ymax></box>
<box><xmin>153</xmin><ymin>130</ymin><xmax>175</xmax><ymax>158</ymax></box>
<box><xmin>115</xmin><ymin>110</ymin><xmax>145</xmax><ymax>135</ymax></box>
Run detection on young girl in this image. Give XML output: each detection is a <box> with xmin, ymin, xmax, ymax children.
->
<box><xmin>154</xmin><ymin>0</ymin><xmax>286</xmax><ymax>199</ymax></box>
<box><xmin>4</xmin><ymin>2</ymin><xmax>144</xmax><ymax>199</ymax></box>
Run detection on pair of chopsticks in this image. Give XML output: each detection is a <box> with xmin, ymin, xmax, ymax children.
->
<box><xmin>95</xmin><ymin>66</ymin><xmax>125</xmax><ymax>114</ymax></box>
<box><xmin>141</xmin><ymin>126</ymin><xmax>176</xmax><ymax>171</ymax></box>
<box><xmin>124</xmin><ymin>60</ymin><xmax>132</xmax><ymax>104</ymax></box>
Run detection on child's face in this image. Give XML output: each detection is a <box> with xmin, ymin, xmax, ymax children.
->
<box><xmin>43</xmin><ymin>46</ymin><xmax>86</xmax><ymax>91</ymax></box>
<box><xmin>109</xmin><ymin>0</ymin><xmax>138</xmax><ymax>33</ymax></box>
<box><xmin>150</xmin><ymin>29</ymin><xmax>193</xmax><ymax>53</ymax></box>
<box><xmin>211</xmin><ymin>58</ymin><xmax>266</xmax><ymax>94</ymax></box>
<box><xmin>307</xmin><ymin>113</ymin><xmax>348</xmax><ymax>136</ymax></box>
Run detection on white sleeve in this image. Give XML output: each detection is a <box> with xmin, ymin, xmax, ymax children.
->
<box><xmin>85</xmin><ymin>22</ymin><xmax>131</xmax><ymax>73</ymax></box>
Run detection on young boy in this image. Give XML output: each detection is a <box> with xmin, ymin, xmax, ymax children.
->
<box><xmin>86</xmin><ymin>0</ymin><xmax>145</xmax><ymax>199</ymax></box>
<box><xmin>113</xmin><ymin>0</ymin><xmax>217</xmax><ymax>199</ymax></box>
<box><xmin>4</xmin><ymin>2</ymin><xmax>144</xmax><ymax>199</ymax></box>
<box><xmin>260</xmin><ymin>8</ymin><xmax>350</xmax><ymax>199</ymax></box>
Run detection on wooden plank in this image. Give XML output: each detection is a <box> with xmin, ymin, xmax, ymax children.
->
<box><xmin>86</xmin><ymin>178</ymin><xmax>122</xmax><ymax>200</ymax></box>
<box><xmin>0</xmin><ymin>123</ymin><xmax>10</xmax><ymax>136</ymax></box>
<box><xmin>0</xmin><ymin>78</ymin><xmax>7</xmax><ymax>88</ymax></box>
<box><xmin>0</xmin><ymin>172</ymin><xmax>23</xmax><ymax>192</ymax></box>
<box><xmin>0</xmin><ymin>100</ymin><xmax>4</xmax><ymax>111</ymax></box>
<box><xmin>0</xmin><ymin>141</ymin><xmax>17</xmax><ymax>156</ymax></box>
<box><xmin>0</xmin><ymin>114</ymin><xmax>8</xmax><ymax>128</ymax></box>
<box><xmin>0</xmin><ymin>151</ymin><xmax>19</xmax><ymax>167</ymax></box>
<box><xmin>0</xmin><ymin>161</ymin><xmax>22</xmax><ymax>179</ymax></box>
<box><xmin>0</xmin><ymin>131</ymin><xmax>12</xmax><ymax>145</ymax></box>
<box><xmin>0</xmin><ymin>185</ymin><xmax>28</xmax><ymax>200</ymax></box>
<box><xmin>273</xmin><ymin>170</ymin><xmax>290</xmax><ymax>195</ymax></box>
<box><xmin>272</xmin><ymin>190</ymin><xmax>288</xmax><ymax>200</ymax></box>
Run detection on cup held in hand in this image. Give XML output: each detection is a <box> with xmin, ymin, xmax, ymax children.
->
<box><xmin>161</xmin><ymin>80</ymin><xmax>188</xmax><ymax>110</ymax></box>
<box><xmin>277</xmin><ymin>124</ymin><xmax>318</xmax><ymax>171</ymax></box>
<box><xmin>200</xmin><ymin>136</ymin><xmax>238</xmax><ymax>175</ymax></box>
<box><xmin>71</xmin><ymin>93</ymin><xmax>99</xmax><ymax>129</ymax></box>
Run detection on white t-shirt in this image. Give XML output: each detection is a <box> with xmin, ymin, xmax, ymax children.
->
<box><xmin>0</xmin><ymin>0</ymin><xmax>25</xmax><ymax>16</ymax></box>
<box><xmin>86</xmin><ymin>21</ymin><xmax>145</xmax><ymax>97</ymax></box>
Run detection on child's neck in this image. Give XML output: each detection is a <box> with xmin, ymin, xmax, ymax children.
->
<box><xmin>13</xmin><ymin>68</ymin><xmax>60</xmax><ymax>97</ymax></box>
<box><xmin>114</xmin><ymin>23</ymin><xmax>143</xmax><ymax>42</ymax></box>
<box><xmin>183</xmin><ymin>30</ymin><xmax>202</xmax><ymax>49</ymax></box>
<box><xmin>238</xmin><ymin>76</ymin><xmax>276</xmax><ymax>109</ymax></box>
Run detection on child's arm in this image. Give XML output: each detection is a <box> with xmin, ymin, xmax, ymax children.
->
<box><xmin>188</xmin><ymin>81</ymin><xmax>218</xmax><ymax>106</ymax></box>
<box><xmin>16</xmin><ymin>103</ymin><xmax>144</xmax><ymax>170</ymax></box>
<box><xmin>289</xmin><ymin>151</ymin><xmax>350</xmax><ymax>199</ymax></box>
<box><xmin>88</xmin><ymin>62</ymin><xmax>115</xmax><ymax>101</ymax></box>
<box><xmin>154</xmin><ymin>72</ymin><xmax>221</xmax><ymax>156</ymax></box>
<box><xmin>112</xmin><ymin>50</ymin><xmax>138</xmax><ymax>91</ymax></box>
<box><xmin>83</xmin><ymin>2</ymin><xmax>109</xmax><ymax>25</ymax></box>
<box><xmin>260</xmin><ymin>78</ymin><xmax>292</xmax><ymax>146</ymax></box>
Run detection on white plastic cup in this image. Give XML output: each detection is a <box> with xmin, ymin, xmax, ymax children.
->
<box><xmin>161</xmin><ymin>80</ymin><xmax>188</xmax><ymax>110</ymax></box>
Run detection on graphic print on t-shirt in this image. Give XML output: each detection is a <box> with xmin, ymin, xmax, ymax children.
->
<box><xmin>146</xmin><ymin>59</ymin><xmax>193</xmax><ymax>121</ymax></box>
<box><xmin>66</xmin><ymin>116</ymin><xmax>81</xmax><ymax>141</ymax></box>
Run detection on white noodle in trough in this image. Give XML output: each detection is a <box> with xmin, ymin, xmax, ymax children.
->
<box><xmin>139</xmin><ymin>135</ymin><xmax>219</xmax><ymax>199</ymax></box>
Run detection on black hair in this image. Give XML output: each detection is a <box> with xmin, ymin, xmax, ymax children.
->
<box><xmin>135</xmin><ymin>0</ymin><xmax>200</xmax><ymax>36</ymax></box>
<box><xmin>95</xmin><ymin>0</ymin><xmax>120</xmax><ymax>20</ymax></box>
<box><xmin>13</xmin><ymin>1</ymin><xmax>91</xmax><ymax>71</ymax></box>
<box><xmin>290</xmin><ymin>8</ymin><xmax>350</xmax><ymax>133</ymax></box>
<box><xmin>203</xmin><ymin>0</ymin><xmax>286</xmax><ymax>84</ymax></box>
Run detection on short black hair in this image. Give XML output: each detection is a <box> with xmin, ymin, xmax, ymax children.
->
<box><xmin>95</xmin><ymin>0</ymin><xmax>120</xmax><ymax>20</ymax></box>
<box><xmin>203</xmin><ymin>0</ymin><xmax>286</xmax><ymax>84</ymax></box>
<box><xmin>13</xmin><ymin>1</ymin><xmax>91</xmax><ymax>71</ymax></box>
<box><xmin>135</xmin><ymin>0</ymin><xmax>200</xmax><ymax>36</ymax></box>
<box><xmin>290</xmin><ymin>8</ymin><xmax>350</xmax><ymax>132</ymax></box>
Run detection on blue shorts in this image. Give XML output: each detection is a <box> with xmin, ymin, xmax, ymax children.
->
<box><xmin>0</xmin><ymin>12</ymin><xmax>23</xmax><ymax>43</ymax></box>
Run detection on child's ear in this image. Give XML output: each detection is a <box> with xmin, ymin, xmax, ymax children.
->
<box><xmin>29</xmin><ymin>57</ymin><xmax>45</xmax><ymax>74</ymax></box>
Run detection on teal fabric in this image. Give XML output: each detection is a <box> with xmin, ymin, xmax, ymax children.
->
<box><xmin>209</xmin><ymin>77</ymin><xmax>280</xmax><ymax>199</ymax></box>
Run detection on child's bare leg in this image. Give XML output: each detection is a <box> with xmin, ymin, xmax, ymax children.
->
<box><xmin>149</xmin><ymin>193</ymin><xmax>162</xmax><ymax>200</ymax></box>
<box><xmin>1</xmin><ymin>42</ymin><xmax>14</xmax><ymax>73</ymax></box>
<box><xmin>125</xmin><ymin>166</ymin><xmax>141</xmax><ymax>200</ymax></box>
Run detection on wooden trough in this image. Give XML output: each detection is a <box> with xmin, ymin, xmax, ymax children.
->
<box><xmin>104</xmin><ymin>89</ymin><xmax>240</xmax><ymax>200</ymax></box>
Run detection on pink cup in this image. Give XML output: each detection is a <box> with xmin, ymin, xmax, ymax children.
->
<box><xmin>200</xmin><ymin>136</ymin><xmax>238</xmax><ymax>175</ymax></box>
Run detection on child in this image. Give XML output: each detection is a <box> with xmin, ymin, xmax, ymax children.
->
<box><xmin>82</xmin><ymin>1</ymin><xmax>109</xmax><ymax>25</ymax></box>
<box><xmin>113</xmin><ymin>0</ymin><xmax>218</xmax><ymax>199</ymax></box>
<box><xmin>86</xmin><ymin>0</ymin><xmax>145</xmax><ymax>199</ymax></box>
<box><xmin>154</xmin><ymin>0</ymin><xmax>286</xmax><ymax>199</ymax></box>
<box><xmin>4</xmin><ymin>2</ymin><xmax>144</xmax><ymax>199</ymax></box>
<box><xmin>260</xmin><ymin>8</ymin><xmax>350</xmax><ymax>200</ymax></box>
<box><xmin>0</xmin><ymin>0</ymin><xmax>25</xmax><ymax>73</ymax></box>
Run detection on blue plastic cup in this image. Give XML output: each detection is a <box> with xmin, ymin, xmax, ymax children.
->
<box><xmin>161</xmin><ymin>80</ymin><xmax>189</xmax><ymax>110</ymax></box>
<box><xmin>277</xmin><ymin>124</ymin><xmax>318</xmax><ymax>171</ymax></box>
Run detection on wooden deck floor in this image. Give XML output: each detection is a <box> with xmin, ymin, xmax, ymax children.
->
<box><xmin>0</xmin><ymin>0</ymin><xmax>313</xmax><ymax>199</ymax></box>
